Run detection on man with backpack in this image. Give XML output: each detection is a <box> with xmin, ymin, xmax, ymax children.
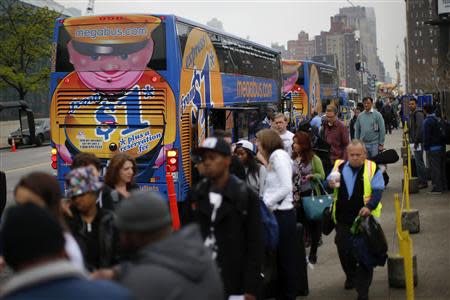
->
<box><xmin>407</xmin><ymin>98</ymin><xmax>428</xmax><ymax>189</ymax></box>
<box><xmin>423</xmin><ymin>104</ymin><xmax>448</xmax><ymax>194</ymax></box>
<box><xmin>185</xmin><ymin>137</ymin><xmax>264</xmax><ymax>300</ymax></box>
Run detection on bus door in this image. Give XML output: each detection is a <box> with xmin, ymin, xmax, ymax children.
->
<box><xmin>202</xmin><ymin>106</ymin><xmax>260</xmax><ymax>141</ymax></box>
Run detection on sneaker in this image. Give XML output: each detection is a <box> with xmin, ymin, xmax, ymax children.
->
<box><xmin>418</xmin><ymin>183</ymin><xmax>428</xmax><ymax>189</ymax></box>
<box><xmin>427</xmin><ymin>190</ymin><xmax>443</xmax><ymax>195</ymax></box>
<box><xmin>344</xmin><ymin>278</ymin><xmax>354</xmax><ymax>290</ymax></box>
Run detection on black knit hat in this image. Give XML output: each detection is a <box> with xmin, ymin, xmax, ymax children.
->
<box><xmin>1</xmin><ymin>203</ymin><xmax>65</xmax><ymax>270</ymax></box>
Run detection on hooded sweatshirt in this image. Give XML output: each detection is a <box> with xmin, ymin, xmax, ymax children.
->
<box><xmin>116</xmin><ymin>224</ymin><xmax>224</xmax><ymax>300</ymax></box>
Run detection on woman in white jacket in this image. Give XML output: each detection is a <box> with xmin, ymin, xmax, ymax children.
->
<box><xmin>256</xmin><ymin>129</ymin><xmax>298</xmax><ymax>300</ymax></box>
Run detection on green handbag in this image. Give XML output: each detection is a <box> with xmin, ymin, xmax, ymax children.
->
<box><xmin>302</xmin><ymin>181</ymin><xmax>333</xmax><ymax>221</ymax></box>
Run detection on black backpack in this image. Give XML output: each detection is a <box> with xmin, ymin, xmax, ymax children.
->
<box><xmin>432</xmin><ymin>115</ymin><xmax>450</xmax><ymax>145</ymax></box>
<box><xmin>439</xmin><ymin>118</ymin><xmax>450</xmax><ymax>145</ymax></box>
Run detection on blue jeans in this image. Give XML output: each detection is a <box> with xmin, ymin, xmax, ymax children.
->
<box><xmin>364</xmin><ymin>143</ymin><xmax>379</xmax><ymax>159</ymax></box>
<box><xmin>413</xmin><ymin>150</ymin><xmax>427</xmax><ymax>184</ymax></box>
<box><xmin>427</xmin><ymin>150</ymin><xmax>448</xmax><ymax>192</ymax></box>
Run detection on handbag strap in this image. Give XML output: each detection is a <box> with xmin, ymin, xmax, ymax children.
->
<box><xmin>310</xmin><ymin>180</ymin><xmax>330</xmax><ymax>197</ymax></box>
<box><xmin>309</xmin><ymin>180</ymin><xmax>333</xmax><ymax>209</ymax></box>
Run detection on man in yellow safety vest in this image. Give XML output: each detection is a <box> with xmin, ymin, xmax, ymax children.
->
<box><xmin>327</xmin><ymin>139</ymin><xmax>385</xmax><ymax>300</ymax></box>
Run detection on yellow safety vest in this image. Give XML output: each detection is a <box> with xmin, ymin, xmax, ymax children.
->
<box><xmin>332</xmin><ymin>159</ymin><xmax>382</xmax><ymax>223</ymax></box>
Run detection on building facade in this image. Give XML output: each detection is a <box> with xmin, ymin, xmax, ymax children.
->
<box><xmin>405</xmin><ymin>0</ymin><xmax>439</xmax><ymax>93</ymax></box>
<box><xmin>339</xmin><ymin>6</ymin><xmax>383</xmax><ymax>81</ymax></box>
<box><xmin>286</xmin><ymin>31</ymin><xmax>316</xmax><ymax>60</ymax></box>
<box><xmin>315</xmin><ymin>15</ymin><xmax>359</xmax><ymax>89</ymax></box>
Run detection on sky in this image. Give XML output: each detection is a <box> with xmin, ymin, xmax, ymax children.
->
<box><xmin>54</xmin><ymin>0</ymin><xmax>406</xmax><ymax>83</ymax></box>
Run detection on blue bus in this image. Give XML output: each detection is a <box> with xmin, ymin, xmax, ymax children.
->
<box><xmin>338</xmin><ymin>87</ymin><xmax>358</xmax><ymax>123</ymax></box>
<box><xmin>282</xmin><ymin>60</ymin><xmax>338</xmax><ymax>127</ymax></box>
<box><xmin>50</xmin><ymin>14</ymin><xmax>282</xmax><ymax>199</ymax></box>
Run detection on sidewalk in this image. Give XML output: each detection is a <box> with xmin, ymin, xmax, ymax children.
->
<box><xmin>304</xmin><ymin>129</ymin><xmax>450</xmax><ymax>299</ymax></box>
<box><xmin>0</xmin><ymin>121</ymin><xmax>20</xmax><ymax>148</ymax></box>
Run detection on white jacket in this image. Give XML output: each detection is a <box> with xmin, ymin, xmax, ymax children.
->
<box><xmin>263</xmin><ymin>149</ymin><xmax>294</xmax><ymax>211</ymax></box>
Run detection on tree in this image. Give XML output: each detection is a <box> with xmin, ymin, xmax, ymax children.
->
<box><xmin>206</xmin><ymin>18</ymin><xmax>224</xmax><ymax>31</ymax></box>
<box><xmin>0</xmin><ymin>0</ymin><xmax>60</xmax><ymax>100</ymax></box>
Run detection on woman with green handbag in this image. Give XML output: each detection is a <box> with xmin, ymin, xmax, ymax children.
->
<box><xmin>292</xmin><ymin>131</ymin><xmax>325</xmax><ymax>264</ymax></box>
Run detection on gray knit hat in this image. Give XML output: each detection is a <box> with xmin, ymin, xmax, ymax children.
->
<box><xmin>115</xmin><ymin>190</ymin><xmax>172</xmax><ymax>232</ymax></box>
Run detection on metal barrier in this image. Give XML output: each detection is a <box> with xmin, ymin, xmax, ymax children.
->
<box><xmin>393</xmin><ymin>193</ymin><xmax>416</xmax><ymax>300</ymax></box>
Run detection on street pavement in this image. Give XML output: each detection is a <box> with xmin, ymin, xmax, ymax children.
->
<box><xmin>304</xmin><ymin>129</ymin><xmax>450</xmax><ymax>300</ymax></box>
<box><xmin>0</xmin><ymin>129</ymin><xmax>449</xmax><ymax>299</ymax></box>
<box><xmin>0</xmin><ymin>145</ymin><xmax>53</xmax><ymax>207</ymax></box>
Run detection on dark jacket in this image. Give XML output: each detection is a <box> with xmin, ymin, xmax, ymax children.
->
<box><xmin>322</xmin><ymin>119</ymin><xmax>350</xmax><ymax>163</ymax></box>
<box><xmin>335</xmin><ymin>162</ymin><xmax>382</xmax><ymax>226</ymax></box>
<box><xmin>117</xmin><ymin>225</ymin><xmax>224</xmax><ymax>300</ymax></box>
<box><xmin>423</xmin><ymin>114</ymin><xmax>445</xmax><ymax>151</ymax></box>
<box><xmin>65</xmin><ymin>208</ymin><xmax>119</xmax><ymax>271</ymax></box>
<box><xmin>381</xmin><ymin>104</ymin><xmax>395</xmax><ymax>122</ymax></box>
<box><xmin>350</xmin><ymin>115</ymin><xmax>357</xmax><ymax>140</ymax></box>
<box><xmin>408</xmin><ymin>109</ymin><xmax>424</xmax><ymax>144</ymax></box>
<box><xmin>185</xmin><ymin>175</ymin><xmax>263</xmax><ymax>297</ymax></box>
<box><xmin>103</xmin><ymin>183</ymin><xmax>140</xmax><ymax>211</ymax></box>
<box><xmin>0</xmin><ymin>260</ymin><xmax>132</xmax><ymax>300</ymax></box>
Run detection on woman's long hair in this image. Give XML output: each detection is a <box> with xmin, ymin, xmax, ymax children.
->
<box><xmin>104</xmin><ymin>153</ymin><xmax>137</xmax><ymax>189</ymax></box>
<box><xmin>14</xmin><ymin>172</ymin><xmax>67</xmax><ymax>229</ymax></box>
<box><xmin>256</xmin><ymin>129</ymin><xmax>284</xmax><ymax>160</ymax></box>
<box><xmin>292</xmin><ymin>131</ymin><xmax>314</xmax><ymax>164</ymax></box>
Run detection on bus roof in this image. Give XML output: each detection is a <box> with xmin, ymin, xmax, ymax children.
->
<box><xmin>175</xmin><ymin>15</ymin><xmax>280</xmax><ymax>54</ymax></box>
<box><xmin>56</xmin><ymin>14</ymin><xmax>280</xmax><ymax>55</ymax></box>
<box><xmin>282</xmin><ymin>59</ymin><xmax>336</xmax><ymax>71</ymax></box>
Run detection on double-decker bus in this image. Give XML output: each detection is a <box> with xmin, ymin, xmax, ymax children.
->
<box><xmin>50</xmin><ymin>14</ymin><xmax>282</xmax><ymax>199</ymax></box>
<box><xmin>282</xmin><ymin>60</ymin><xmax>338</xmax><ymax>128</ymax></box>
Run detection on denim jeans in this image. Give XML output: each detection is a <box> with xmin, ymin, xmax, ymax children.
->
<box><xmin>427</xmin><ymin>150</ymin><xmax>448</xmax><ymax>192</ymax></box>
<box><xmin>364</xmin><ymin>143</ymin><xmax>379</xmax><ymax>159</ymax></box>
<box><xmin>413</xmin><ymin>150</ymin><xmax>427</xmax><ymax>184</ymax></box>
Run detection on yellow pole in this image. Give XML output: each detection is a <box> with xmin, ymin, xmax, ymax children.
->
<box><xmin>394</xmin><ymin>193</ymin><xmax>415</xmax><ymax>300</ymax></box>
<box><xmin>403</xmin><ymin>121</ymin><xmax>412</xmax><ymax>178</ymax></box>
<box><xmin>404</xmin><ymin>166</ymin><xmax>411</xmax><ymax>211</ymax></box>
<box><xmin>394</xmin><ymin>193</ymin><xmax>403</xmax><ymax>231</ymax></box>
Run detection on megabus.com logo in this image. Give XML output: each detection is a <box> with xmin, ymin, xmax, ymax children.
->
<box><xmin>237</xmin><ymin>80</ymin><xmax>273</xmax><ymax>99</ymax></box>
<box><xmin>75</xmin><ymin>27</ymin><xmax>148</xmax><ymax>39</ymax></box>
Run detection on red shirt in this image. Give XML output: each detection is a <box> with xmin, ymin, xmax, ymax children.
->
<box><xmin>323</xmin><ymin>119</ymin><xmax>350</xmax><ymax>163</ymax></box>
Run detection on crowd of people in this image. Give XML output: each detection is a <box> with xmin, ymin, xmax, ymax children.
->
<box><xmin>0</xmin><ymin>95</ymin><xmax>447</xmax><ymax>300</ymax></box>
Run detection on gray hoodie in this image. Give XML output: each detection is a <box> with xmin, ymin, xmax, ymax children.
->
<box><xmin>116</xmin><ymin>224</ymin><xmax>224</xmax><ymax>300</ymax></box>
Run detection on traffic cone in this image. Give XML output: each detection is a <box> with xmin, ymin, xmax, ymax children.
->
<box><xmin>11</xmin><ymin>138</ymin><xmax>16</xmax><ymax>152</ymax></box>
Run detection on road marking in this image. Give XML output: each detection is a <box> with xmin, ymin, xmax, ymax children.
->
<box><xmin>4</xmin><ymin>162</ymin><xmax>49</xmax><ymax>174</ymax></box>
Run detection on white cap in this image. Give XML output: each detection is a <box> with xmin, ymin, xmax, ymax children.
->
<box><xmin>235</xmin><ymin>139</ymin><xmax>256</xmax><ymax>154</ymax></box>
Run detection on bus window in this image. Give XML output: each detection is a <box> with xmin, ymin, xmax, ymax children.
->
<box><xmin>56</xmin><ymin>22</ymin><xmax>167</xmax><ymax>72</ymax></box>
<box><xmin>234</xmin><ymin>110</ymin><xmax>249</xmax><ymax>140</ymax></box>
<box><xmin>176</xmin><ymin>22</ymin><xmax>191</xmax><ymax>54</ymax></box>
<box><xmin>296</xmin><ymin>64</ymin><xmax>305</xmax><ymax>86</ymax></box>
